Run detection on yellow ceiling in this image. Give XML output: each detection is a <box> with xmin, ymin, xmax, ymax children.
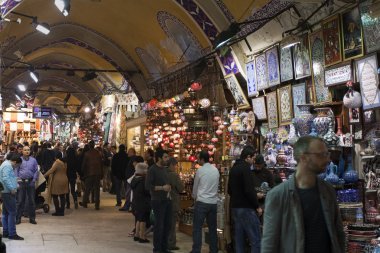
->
<box><xmin>0</xmin><ymin>0</ymin><xmax>275</xmax><ymax>113</ymax></box>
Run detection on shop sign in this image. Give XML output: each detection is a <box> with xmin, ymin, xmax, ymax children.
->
<box><xmin>324</xmin><ymin>63</ymin><xmax>352</xmax><ymax>86</ymax></box>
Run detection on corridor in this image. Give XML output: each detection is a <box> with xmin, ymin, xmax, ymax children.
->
<box><xmin>4</xmin><ymin>192</ymin><xmax>194</xmax><ymax>253</ymax></box>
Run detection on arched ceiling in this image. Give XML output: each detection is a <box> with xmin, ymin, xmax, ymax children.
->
<box><xmin>0</xmin><ymin>0</ymin><xmax>293</xmax><ymax>115</ymax></box>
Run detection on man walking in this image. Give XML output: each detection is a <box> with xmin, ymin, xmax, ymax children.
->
<box><xmin>111</xmin><ymin>144</ymin><xmax>129</xmax><ymax>207</ymax></box>
<box><xmin>80</xmin><ymin>140</ymin><xmax>103</xmax><ymax>210</ymax></box>
<box><xmin>261</xmin><ymin>136</ymin><xmax>345</xmax><ymax>253</ymax></box>
<box><xmin>192</xmin><ymin>151</ymin><xmax>220</xmax><ymax>253</ymax></box>
<box><xmin>16</xmin><ymin>146</ymin><xmax>39</xmax><ymax>225</ymax></box>
<box><xmin>145</xmin><ymin>148</ymin><xmax>172</xmax><ymax>253</ymax></box>
<box><xmin>228</xmin><ymin>146</ymin><xmax>262</xmax><ymax>253</ymax></box>
<box><xmin>0</xmin><ymin>155</ymin><xmax>24</xmax><ymax>240</ymax></box>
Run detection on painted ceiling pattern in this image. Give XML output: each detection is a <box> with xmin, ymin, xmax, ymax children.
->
<box><xmin>0</xmin><ymin>0</ymin><xmax>298</xmax><ymax>114</ymax></box>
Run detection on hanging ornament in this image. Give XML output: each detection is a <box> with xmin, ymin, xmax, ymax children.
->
<box><xmin>190</xmin><ymin>82</ymin><xmax>202</xmax><ymax>91</ymax></box>
<box><xmin>343</xmin><ymin>81</ymin><xmax>362</xmax><ymax>108</ymax></box>
<box><xmin>211</xmin><ymin>136</ymin><xmax>218</xmax><ymax>143</ymax></box>
<box><xmin>199</xmin><ymin>98</ymin><xmax>211</xmax><ymax>108</ymax></box>
<box><xmin>216</xmin><ymin>129</ymin><xmax>223</xmax><ymax>135</ymax></box>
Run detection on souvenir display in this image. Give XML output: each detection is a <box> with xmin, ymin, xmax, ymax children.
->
<box><xmin>324</xmin><ymin>63</ymin><xmax>352</xmax><ymax>87</ymax></box>
<box><xmin>256</xmin><ymin>53</ymin><xmax>268</xmax><ymax>91</ymax></box>
<box><xmin>322</xmin><ymin>15</ymin><xmax>342</xmax><ymax>67</ymax></box>
<box><xmin>251</xmin><ymin>96</ymin><xmax>267</xmax><ymax>120</ymax></box>
<box><xmin>224</xmin><ymin>74</ymin><xmax>250</xmax><ymax>109</ymax></box>
<box><xmin>348</xmin><ymin>108</ymin><xmax>361</xmax><ymax>124</ymax></box>
<box><xmin>293</xmin><ymin>33</ymin><xmax>311</xmax><ymax>80</ymax></box>
<box><xmin>309</xmin><ymin>29</ymin><xmax>332</xmax><ymax>103</ymax></box>
<box><xmin>292</xmin><ymin>83</ymin><xmax>306</xmax><ymax>118</ymax></box>
<box><xmin>355</xmin><ymin>54</ymin><xmax>380</xmax><ymax>110</ymax></box>
<box><xmin>266</xmin><ymin>46</ymin><xmax>280</xmax><ymax>87</ymax></box>
<box><xmin>342</xmin><ymin>7</ymin><xmax>364</xmax><ymax>60</ymax></box>
<box><xmin>359</xmin><ymin>0</ymin><xmax>380</xmax><ymax>53</ymax></box>
<box><xmin>246</xmin><ymin>60</ymin><xmax>258</xmax><ymax>97</ymax></box>
<box><xmin>266</xmin><ymin>91</ymin><xmax>279</xmax><ymax>129</ymax></box>
<box><xmin>293</xmin><ymin>104</ymin><xmax>314</xmax><ymax>136</ymax></box>
<box><xmin>280</xmin><ymin>45</ymin><xmax>293</xmax><ymax>82</ymax></box>
<box><xmin>313</xmin><ymin>107</ymin><xmax>334</xmax><ymax>137</ymax></box>
<box><xmin>277</xmin><ymin>85</ymin><xmax>293</xmax><ymax>125</ymax></box>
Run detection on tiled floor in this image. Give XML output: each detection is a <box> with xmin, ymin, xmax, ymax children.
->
<box><xmin>4</xmin><ymin>191</ymin><xmax>202</xmax><ymax>253</ymax></box>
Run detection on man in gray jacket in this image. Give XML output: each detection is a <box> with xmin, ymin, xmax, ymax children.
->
<box><xmin>261</xmin><ymin>136</ymin><xmax>345</xmax><ymax>253</ymax></box>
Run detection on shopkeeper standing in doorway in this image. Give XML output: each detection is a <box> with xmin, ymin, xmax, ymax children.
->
<box><xmin>261</xmin><ymin>136</ymin><xmax>345</xmax><ymax>253</ymax></box>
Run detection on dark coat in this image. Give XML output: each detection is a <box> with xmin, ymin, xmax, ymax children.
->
<box><xmin>66</xmin><ymin>147</ymin><xmax>79</xmax><ymax>180</ymax></box>
<box><xmin>41</xmin><ymin>149</ymin><xmax>55</xmax><ymax>173</ymax></box>
<box><xmin>111</xmin><ymin>151</ymin><xmax>129</xmax><ymax>180</ymax></box>
<box><xmin>81</xmin><ymin>149</ymin><xmax>103</xmax><ymax>178</ymax></box>
<box><xmin>131</xmin><ymin>175</ymin><xmax>151</xmax><ymax>213</ymax></box>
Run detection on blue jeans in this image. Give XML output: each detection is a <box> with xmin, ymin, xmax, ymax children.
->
<box><xmin>192</xmin><ymin>201</ymin><xmax>218</xmax><ymax>253</ymax></box>
<box><xmin>232</xmin><ymin>208</ymin><xmax>261</xmax><ymax>253</ymax></box>
<box><xmin>2</xmin><ymin>193</ymin><xmax>17</xmax><ymax>236</ymax></box>
<box><xmin>16</xmin><ymin>181</ymin><xmax>36</xmax><ymax>220</ymax></box>
<box><xmin>151</xmin><ymin>199</ymin><xmax>172</xmax><ymax>253</ymax></box>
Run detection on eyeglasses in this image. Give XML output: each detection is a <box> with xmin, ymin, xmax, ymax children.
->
<box><xmin>304</xmin><ymin>152</ymin><xmax>330</xmax><ymax>158</ymax></box>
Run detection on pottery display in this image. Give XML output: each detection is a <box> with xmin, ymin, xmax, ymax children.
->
<box><xmin>293</xmin><ymin>104</ymin><xmax>314</xmax><ymax>136</ymax></box>
<box><xmin>343</xmin><ymin>162</ymin><xmax>359</xmax><ymax>183</ymax></box>
<box><xmin>287</xmin><ymin>124</ymin><xmax>299</xmax><ymax>145</ymax></box>
<box><xmin>323</xmin><ymin>121</ymin><xmax>340</xmax><ymax>148</ymax></box>
<box><xmin>313</xmin><ymin>107</ymin><xmax>334</xmax><ymax>137</ymax></box>
<box><xmin>366</xmin><ymin>200</ymin><xmax>379</xmax><ymax>223</ymax></box>
<box><xmin>325</xmin><ymin>162</ymin><xmax>339</xmax><ymax>185</ymax></box>
<box><xmin>309</xmin><ymin>122</ymin><xmax>318</xmax><ymax>137</ymax></box>
<box><xmin>343</xmin><ymin>88</ymin><xmax>362</xmax><ymax>108</ymax></box>
<box><xmin>277</xmin><ymin>148</ymin><xmax>288</xmax><ymax>166</ymax></box>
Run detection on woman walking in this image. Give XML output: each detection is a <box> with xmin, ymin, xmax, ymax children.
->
<box><xmin>44</xmin><ymin>152</ymin><xmax>69</xmax><ymax>216</ymax></box>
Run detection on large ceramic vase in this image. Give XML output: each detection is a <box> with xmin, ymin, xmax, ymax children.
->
<box><xmin>287</xmin><ymin>124</ymin><xmax>299</xmax><ymax>145</ymax></box>
<box><xmin>293</xmin><ymin>104</ymin><xmax>314</xmax><ymax>137</ymax></box>
<box><xmin>325</xmin><ymin>162</ymin><xmax>339</xmax><ymax>185</ymax></box>
<box><xmin>343</xmin><ymin>162</ymin><xmax>359</xmax><ymax>183</ymax></box>
<box><xmin>313</xmin><ymin>107</ymin><xmax>334</xmax><ymax>137</ymax></box>
<box><xmin>323</xmin><ymin>121</ymin><xmax>340</xmax><ymax>148</ymax></box>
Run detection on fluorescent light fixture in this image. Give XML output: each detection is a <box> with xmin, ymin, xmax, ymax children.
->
<box><xmin>84</xmin><ymin>106</ymin><xmax>91</xmax><ymax>113</ymax></box>
<box><xmin>281</xmin><ymin>34</ymin><xmax>301</xmax><ymax>49</ymax></box>
<box><xmin>15</xmin><ymin>94</ymin><xmax>21</xmax><ymax>100</ymax></box>
<box><xmin>35</xmin><ymin>22</ymin><xmax>50</xmax><ymax>35</ymax></box>
<box><xmin>55</xmin><ymin>0</ymin><xmax>70</xmax><ymax>16</ymax></box>
<box><xmin>18</xmin><ymin>84</ymin><xmax>26</xmax><ymax>91</ymax></box>
<box><xmin>29</xmin><ymin>69</ymin><xmax>39</xmax><ymax>83</ymax></box>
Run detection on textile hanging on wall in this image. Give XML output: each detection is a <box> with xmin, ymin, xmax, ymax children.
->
<box><xmin>103</xmin><ymin>112</ymin><xmax>112</xmax><ymax>144</ymax></box>
<box><xmin>107</xmin><ymin>111</ymin><xmax>117</xmax><ymax>145</ymax></box>
<box><xmin>116</xmin><ymin>105</ymin><xmax>127</xmax><ymax>147</ymax></box>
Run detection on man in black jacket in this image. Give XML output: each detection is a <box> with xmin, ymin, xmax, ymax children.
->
<box><xmin>228</xmin><ymin>146</ymin><xmax>262</xmax><ymax>253</ymax></box>
<box><xmin>111</xmin><ymin>144</ymin><xmax>129</xmax><ymax>207</ymax></box>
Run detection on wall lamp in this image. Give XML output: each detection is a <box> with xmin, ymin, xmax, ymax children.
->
<box><xmin>11</xmin><ymin>11</ymin><xmax>51</xmax><ymax>35</ymax></box>
<box><xmin>54</xmin><ymin>0</ymin><xmax>70</xmax><ymax>17</ymax></box>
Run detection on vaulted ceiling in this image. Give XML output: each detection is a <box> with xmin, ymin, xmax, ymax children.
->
<box><xmin>0</xmin><ymin>0</ymin><xmax>338</xmax><ymax>114</ymax></box>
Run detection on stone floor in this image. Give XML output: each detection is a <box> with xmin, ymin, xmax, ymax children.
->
<box><xmin>4</xmin><ymin>191</ymin><xmax>202</xmax><ymax>253</ymax></box>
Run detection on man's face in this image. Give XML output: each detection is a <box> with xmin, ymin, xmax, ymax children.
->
<box><xmin>245</xmin><ymin>155</ymin><xmax>254</xmax><ymax>165</ymax></box>
<box><xmin>303</xmin><ymin>140</ymin><xmax>331</xmax><ymax>174</ymax></box>
<box><xmin>161</xmin><ymin>153</ymin><xmax>170</xmax><ymax>166</ymax></box>
<box><xmin>22</xmin><ymin>147</ymin><xmax>30</xmax><ymax>157</ymax></box>
<box><xmin>255</xmin><ymin>163</ymin><xmax>264</xmax><ymax>170</ymax></box>
<box><xmin>127</xmin><ymin>149</ymin><xmax>135</xmax><ymax>157</ymax></box>
<box><xmin>17</xmin><ymin>147</ymin><xmax>23</xmax><ymax>154</ymax></box>
<box><xmin>169</xmin><ymin>162</ymin><xmax>178</xmax><ymax>170</ymax></box>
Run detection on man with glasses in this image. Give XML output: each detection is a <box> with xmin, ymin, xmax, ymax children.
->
<box><xmin>261</xmin><ymin>136</ymin><xmax>345</xmax><ymax>253</ymax></box>
<box><xmin>16</xmin><ymin>146</ymin><xmax>39</xmax><ymax>225</ymax></box>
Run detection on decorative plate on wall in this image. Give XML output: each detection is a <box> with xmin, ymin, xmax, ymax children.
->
<box><xmin>355</xmin><ymin>54</ymin><xmax>380</xmax><ymax>110</ymax></box>
<box><xmin>224</xmin><ymin>74</ymin><xmax>251</xmax><ymax>109</ymax></box>
<box><xmin>293</xmin><ymin>33</ymin><xmax>311</xmax><ymax>80</ymax></box>
<box><xmin>359</xmin><ymin>0</ymin><xmax>380</xmax><ymax>54</ymax></box>
<box><xmin>292</xmin><ymin>83</ymin><xmax>307</xmax><ymax>118</ymax></box>
<box><xmin>251</xmin><ymin>96</ymin><xmax>267</xmax><ymax>120</ymax></box>
<box><xmin>266</xmin><ymin>46</ymin><xmax>280</xmax><ymax>87</ymax></box>
<box><xmin>309</xmin><ymin>29</ymin><xmax>332</xmax><ymax>103</ymax></box>
<box><xmin>280</xmin><ymin>45</ymin><xmax>294</xmax><ymax>82</ymax></box>
<box><xmin>266</xmin><ymin>91</ymin><xmax>279</xmax><ymax>129</ymax></box>
<box><xmin>322</xmin><ymin>14</ymin><xmax>342</xmax><ymax>67</ymax></box>
<box><xmin>278</xmin><ymin>85</ymin><xmax>293</xmax><ymax>125</ymax></box>
<box><xmin>246</xmin><ymin>59</ymin><xmax>258</xmax><ymax>97</ymax></box>
<box><xmin>342</xmin><ymin>7</ymin><xmax>364</xmax><ymax>60</ymax></box>
<box><xmin>256</xmin><ymin>53</ymin><xmax>268</xmax><ymax>91</ymax></box>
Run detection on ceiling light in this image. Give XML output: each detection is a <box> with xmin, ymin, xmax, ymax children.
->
<box><xmin>15</xmin><ymin>94</ymin><xmax>21</xmax><ymax>100</ymax></box>
<box><xmin>55</xmin><ymin>0</ymin><xmax>71</xmax><ymax>16</ymax></box>
<box><xmin>18</xmin><ymin>84</ymin><xmax>26</xmax><ymax>91</ymax></box>
<box><xmin>29</xmin><ymin>68</ymin><xmax>39</xmax><ymax>83</ymax></box>
<box><xmin>84</xmin><ymin>106</ymin><xmax>91</xmax><ymax>113</ymax></box>
<box><xmin>35</xmin><ymin>22</ymin><xmax>50</xmax><ymax>35</ymax></box>
<box><xmin>281</xmin><ymin>34</ymin><xmax>301</xmax><ymax>49</ymax></box>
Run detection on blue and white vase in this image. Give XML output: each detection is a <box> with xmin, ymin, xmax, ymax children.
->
<box><xmin>293</xmin><ymin>104</ymin><xmax>314</xmax><ymax>136</ymax></box>
<box><xmin>313</xmin><ymin>107</ymin><xmax>334</xmax><ymax>137</ymax></box>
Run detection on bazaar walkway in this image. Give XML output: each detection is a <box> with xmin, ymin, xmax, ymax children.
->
<box><xmin>5</xmin><ymin>192</ymin><xmax>196</xmax><ymax>253</ymax></box>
